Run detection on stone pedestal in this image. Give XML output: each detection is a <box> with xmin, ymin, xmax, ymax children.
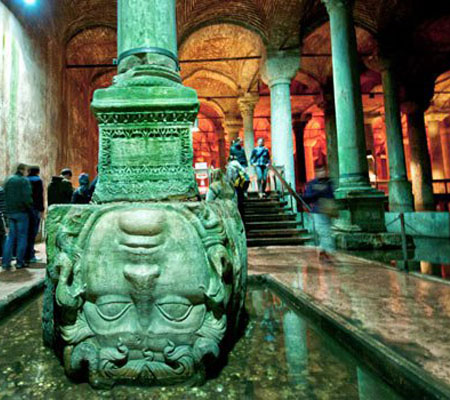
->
<box><xmin>43</xmin><ymin>0</ymin><xmax>247</xmax><ymax>388</ymax></box>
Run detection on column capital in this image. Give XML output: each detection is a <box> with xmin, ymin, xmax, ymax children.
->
<box><xmin>425</xmin><ymin>113</ymin><xmax>448</xmax><ymax>124</ymax></box>
<box><xmin>238</xmin><ymin>93</ymin><xmax>259</xmax><ymax>118</ymax></box>
<box><xmin>321</xmin><ymin>0</ymin><xmax>352</xmax><ymax>13</ymax></box>
<box><xmin>223</xmin><ymin>113</ymin><xmax>242</xmax><ymax>141</ymax></box>
<box><xmin>261</xmin><ymin>50</ymin><xmax>300</xmax><ymax>87</ymax></box>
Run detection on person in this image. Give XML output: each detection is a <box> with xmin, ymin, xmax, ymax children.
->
<box><xmin>88</xmin><ymin>166</ymin><xmax>98</xmax><ymax>201</ymax></box>
<box><xmin>206</xmin><ymin>169</ymin><xmax>236</xmax><ymax>202</ymax></box>
<box><xmin>0</xmin><ymin>185</ymin><xmax>6</xmax><ymax>258</ymax></box>
<box><xmin>72</xmin><ymin>173</ymin><xmax>91</xmax><ymax>204</ymax></box>
<box><xmin>47</xmin><ymin>168</ymin><xmax>74</xmax><ymax>207</ymax></box>
<box><xmin>2</xmin><ymin>163</ymin><xmax>33</xmax><ymax>271</ymax></box>
<box><xmin>25</xmin><ymin>166</ymin><xmax>45</xmax><ymax>264</ymax></box>
<box><xmin>230</xmin><ymin>138</ymin><xmax>248</xmax><ymax>168</ymax></box>
<box><xmin>230</xmin><ymin>138</ymin><xmax>250</xmax><ymax>195</ymax></box>
<box><xmin>303</xmin><ymin>165</ymin><xmax>337</xmax><ymax>261</ymax></box>
<box><xmin>226</xmin><ymin>155</ymin><xmax>248</xmax><ymax>217</ymax></box>
<box><xmin>250</xmin><ymin>138</ymin><xmax>270</xmax><ymax>198</ymax></box>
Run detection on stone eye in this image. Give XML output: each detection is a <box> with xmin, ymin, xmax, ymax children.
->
<box><xmin>96</xmin><ymin>302</ymin><xmax>132</xmax><ymax>321</ymax></box>
<box><xmin>156</xmin><ymin>303</ymin><xmax>193</xmax><ymax>322</ymax></box>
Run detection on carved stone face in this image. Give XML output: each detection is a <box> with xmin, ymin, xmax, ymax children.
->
<box><xmin>47</xmin><ymin>202</ymin><xmax>246</xmax><ymax>388</ymax></box>
<box><xmin>81</xmin><ymin>208</ymin><xmax>211</xmax><ymax>350</ymax></box>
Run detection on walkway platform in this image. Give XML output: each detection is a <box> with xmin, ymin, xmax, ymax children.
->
<box><xmin>0</xmin><ymin>245</ymin><xmax>46</xmax><ymax>320</ymax></box>
<box><xmin>249</xmin><ymin>246</ymin><xmax>450</xmax><ymax>399</ymax></box>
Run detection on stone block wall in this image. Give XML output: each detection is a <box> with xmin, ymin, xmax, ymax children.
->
<box><xmin>0</xmin><ymin>1</ymin><xmax>63</xmax><ymax>189</ymax></box>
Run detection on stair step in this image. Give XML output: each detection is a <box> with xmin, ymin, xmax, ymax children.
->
<box><xmin>245</xmin><ymin>221</ymin><xmax>301</xmax><ymax>230</ymax></box>
<box><xmin>244</xmin><ymin>199</ymin><xmax>286</xmax><ymax>206</ymax></box>
<box><xmin>244</xmin><ymin>207</ymin><xmax>289</xmax><ymax>215</ymax></box>
<box><xmin>247</xmin><ymin>237</ymin><xmax>309</xmax><ymax>247</ymax></box>
<box><xmin>247</xmin><ymin>229</ymin><xmax>304</xmax><ymax>238</ymax></box>
<box><xmin>244</xmin><ymin>213</ymin><xmax>297</xmax><ymax>222</ymax></box>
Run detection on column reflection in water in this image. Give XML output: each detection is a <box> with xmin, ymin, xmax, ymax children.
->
<box><xmin>357</xmin><ymin>367</ymin><xmax>400</xmax><ymax>400</ymax></box>
<box><xmin>282</xmin><ymin>310</ymin><xmax>309</xmax><ymax>386</ymax></box>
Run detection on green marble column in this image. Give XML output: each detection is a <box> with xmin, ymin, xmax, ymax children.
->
<box><xmin>404</xmin><ymin>103</ymin><xmax>435</xmax><ymax>211</ymax></box>
<box><xmin>91</xmin><ymin>0</ymin><xmax>199</xmax><ymax>202</ymax></box>
<box><xmin>322</xmin><ymin>0</ymin><xmax>371</xmax><ymax>192</ymax></box>
<box><xmin>381</xmin><ymin>63</ymin><xmax>414</xmax><ymax>212</ymax></box>
<box><xmin>322</xmin><ymin>0</ymin><xmax>385</xmax><ymax>234</ymax></box>
<box><xmin>261</xmin><ymin>50</ymin><xmax>299</xmax><ymax>189</ymax></box>
<box><xmin>44</xmin><ymin>0</ymin><xmax>248</xmax><ymax>388</ymax></box>
<box><xmin>238</xmin><ymin>94</ymin><xmax>259</xmax><ymax>162</ymax></box>
<box><xmin>320</xmin><ymin>93</ymin><xmax>340</xmax><ymax>186</ymax></box>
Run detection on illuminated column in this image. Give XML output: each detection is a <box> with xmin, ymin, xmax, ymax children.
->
<box><xmin>238</xmin><ymin>94</ymin><xmax>259</xmax><ymax>161</ymax></box>
<box><xmin>403</xmin><ymin>102</ymin><xmax>435</xmax><ymax>211</ymax></box>
<box><xmin>216</xmin><ymin>125</ymin><xmax>227</xmax><ymax>169</ymax></box>
<box><xmin>380</xmin><ymin>61</ymin><xmax>414</xmax><ymax>212</ymax></box>
<box><xmin>426</xmin><ymin>114</ymin><xmax>446</xmax><ymax>180</ymax></box>
<box><xmin>261</xmin><ymin>50</ymin><xmax>300</xmax><ymax>188</ymax></box>
<box><xmin>223</xmin><ymin>114</ymin><xmax>242</xmax><ymax>143</ymax></box>
<box><xmin>442</xmin><ymin>119</ymin><xmax>450</xmax><ymax>179</ymax></box>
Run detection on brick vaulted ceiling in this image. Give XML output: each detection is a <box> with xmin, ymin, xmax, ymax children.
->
<box><xmin>4</xmin><ymin>0</ymin><xmax>450</xmax><ymax>119</ymax></box>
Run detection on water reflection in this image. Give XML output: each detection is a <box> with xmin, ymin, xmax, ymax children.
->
<box><xmin>0</xmin><ymin>288</ymin><xmax>401</xmax><ymax>399</ymax></box>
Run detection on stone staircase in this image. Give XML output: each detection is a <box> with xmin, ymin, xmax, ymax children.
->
<box><xmin>243</xmin><ymin>192</ymin><xmax>311</xmax><ymax>247</ymax></box>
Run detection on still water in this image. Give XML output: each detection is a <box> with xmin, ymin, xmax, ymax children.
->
<box><xmin>0</xmin><ymin>288</ymin><xmax>401</xmax><ymax>400</ymax></box>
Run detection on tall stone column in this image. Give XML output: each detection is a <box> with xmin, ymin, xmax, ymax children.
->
<box><xmin>322</xmin><ymin>0</ymin><xmax>371</xmax><ymax>192</ymax></box>
<box><xmin>261</xmin><ymin>50</ymin><xmax>299</xmax><ymax>189</ymax></box>
<box><xmin>426</xmin><ymin>114</ymin><xmax>446</xmax><ymax>180</ymax></box>
<box><xmin>292</xmin><ymin>113</ymin><xmax>310</xmax><ymax>189</ymax></box>
<box><xmin>318</xmin><ymin>91</ymin><xmax>339</xmax><ymax>186</ymax></box>
<box><xmin>380</xmin><ymin>62</ymin><xmax>414</xmax><ymax>212</ymax></box>
<box><xmin>44</xmin><ymin>0</ymin><xmax>247</xmax><ymax>389</ymax></box>
<box><xmin>217</xmin><ymin>130</ymin><xmax>227</xmax><ymax>169</ymax></box>
<box><xmin>442</xmin><ymin>119</ymin><xmax>450</xmax><ymax>179</ymax></box>
<box><xmin>322</xmin><ymin>0</ymin><xmax>385</xmax><ymax>234</ymax></box>
<box><xmin>403</xmin><ymin>102</ymin><xmax>435</xmax><ymax>211</ymax></box>
<box><xmin>238</xmin><ymin>94</ymin><xmax>259</xmax><ymax>161</ymax></box>
<box><xmin>223</xmin><ymin>114</ymin><xmax>242</xmax><ymax>144</ymax></box>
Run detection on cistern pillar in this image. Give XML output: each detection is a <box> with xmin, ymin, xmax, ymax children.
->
<box><xmin>238</xmin><ymin>94</ymin><xmax>259</xmax><ymax>162</ymax></box>
<box><xmin>322</xmin><ymin>0</ymin><xmax>386</xmax><ymax>234</ymax></box>
<box><xmin>261</xmin><ymin>50</ymin><xmax>300</xmax><ymax>189</ymax></box>
<box><xmin>380</xmin><ymin>60</ymin><xmax>414</xmax><ymax>212</ymax></box>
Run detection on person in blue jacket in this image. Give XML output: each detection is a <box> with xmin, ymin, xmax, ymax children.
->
<box><xmin>250</xmin><ymin>138</ymin><xmax>270</xmax><ymax>198</ymax></box>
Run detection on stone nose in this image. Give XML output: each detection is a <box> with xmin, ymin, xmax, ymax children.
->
<box><xmin>118</xmin><ymin>209</ymin><xmax>166</xmax><ymax>236</ymax></box>
<box><xmin>123</xmin><ymin>264</ymin><xmax>161</xmax><ymax>292</ymax></box>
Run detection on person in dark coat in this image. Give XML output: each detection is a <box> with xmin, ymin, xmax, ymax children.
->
<box><xmin>72</xmin><ymin>173</ymin><xmax>91</xmax><ymax>204</ymax></box>
<box><xmin>0</xmin><ymin>186</ymin><xmax>6</xmax><ymax>258</ymax></box>
<box><xmin>25</xmin><ymin>166</ymin><xmax>44</xmax><ymax>263</ymax></box>
<box><xmin>230</xmin><ymin>138</ymin><xmax>248</xmax><ymax>168</ymax></box>
<box><xmin>2</xmin><ymin>163</ymin><xmax>32</xmax><ymax>270</ymax></box>
<box><xmin>303</xmin><ymin>165</ymin><xmax>337</xmax><ymax>260</ymax></box>
<box><xmin>47</xmin><ymin>168</ymin><xmax>74</xmax><ymax>207</ymax></box>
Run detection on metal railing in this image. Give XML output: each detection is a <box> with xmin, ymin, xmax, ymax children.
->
<box><xmin>268</xmin><ymin>165</ymin><xmax>317</xmax><ymax>244</ymax></box>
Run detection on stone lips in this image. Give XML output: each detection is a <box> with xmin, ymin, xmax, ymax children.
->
<box><xmin>43</xmin><ymin>200</ymin><xmax>247</xmax><ymax>388</ymax></box>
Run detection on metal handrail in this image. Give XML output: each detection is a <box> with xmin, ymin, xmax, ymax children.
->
<box><xmin>269</xmin><ymin>165</ymin><xmax>312</xmax><ymax>213</ymax></box>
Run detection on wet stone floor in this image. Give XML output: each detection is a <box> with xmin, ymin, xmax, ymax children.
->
<box><xmin>0</xmin><ymin>288</ymin><xmax>401</xmax><ymax>400</ymax></box>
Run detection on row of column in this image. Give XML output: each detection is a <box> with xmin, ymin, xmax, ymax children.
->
<box><xmin>216</xmin><ymin>0</ymin><xmax>442</xmax><ymax>213</ymax></box>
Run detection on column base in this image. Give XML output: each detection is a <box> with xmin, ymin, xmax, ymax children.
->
<box><xmin>334</xmin><ymin>231</ymin><xmax>413</xmax><ymax>251</ymax></box>
<box><xmin>334</xmin><ymin>188</ymin><xmax>387</xmax><ymax>233</ymax></box>
<box><xmin>388</xmin><ymin>180</ymin><xmax>414</xmax><ymax>212</ymax></box>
